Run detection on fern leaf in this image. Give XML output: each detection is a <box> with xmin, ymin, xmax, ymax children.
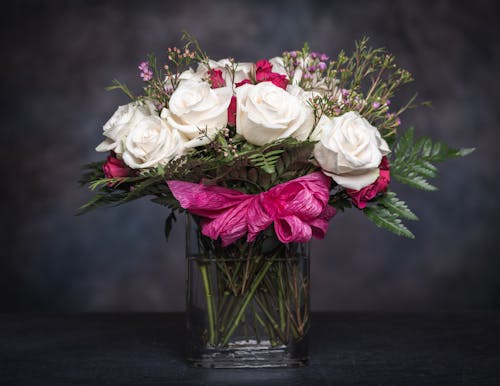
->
<box><xmin>393</xmin><ymin>174</ymin><xmax>438</xmax><ymax>191</ymax></box>
<box><xmin>391</xmin><ymin>127</ymin><xmax>474</xmax><ymax>191</ymax></box>
<box><xmin>379</xmin><ymin>191</ymin><xmax>418</xmax><ymax>221</ymax></box>
<box><xmin>248</xmin><ymin>149</ymin><xmax>284</xmax><ymax>174</ymax></box>
<box><xmin>364</xmin><ymin>206</ymin><xmax>415</xmax><ymax>238</ymax></box>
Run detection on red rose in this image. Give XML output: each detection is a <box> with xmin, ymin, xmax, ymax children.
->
<box><xmin>255</xmin><ymin>59</ymin><xmax>273</xmax><ymax>81</ymax></box>
<box><xmin>346</xmin><ymin>156</ymin><xmax>391</xmax><ymax>209</ymax></box>
<box><xmin>103</xmin><ymin>154</ymin><xmax>132</xmax><ymax>180</ymax></box>
<box><xmin>268</xmin><ymin>73</ymin><xmax>289</xmax><ymax>90</ymax></box>
<box><xmin>227</xmin><ymin>79</ymin><xmax>255</xmax><ymax>126</ymax></box>
<box><xmin>208</xmin><ymin>69</ymin><xmax>226</xmax><ymax>88</ymax></box>
<box><xmin>255</xmin><ymin>59</ymin><xmax>289</xmax><ymax>90</ymax></box>
<box><xmin>227</xmin><ymin>95</ymin><xmax>237</xmax><ymax>126</ymax></box>
<box><xmin>235</xmin><ymin>79</ymin><xmax>252</xmax><ymax>87</ymax></box>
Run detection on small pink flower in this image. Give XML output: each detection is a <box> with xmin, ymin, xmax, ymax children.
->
<box><xmin>138</xmin><ymin>61</ymin><xmax>153</xmax><ymax>81</ymax></box>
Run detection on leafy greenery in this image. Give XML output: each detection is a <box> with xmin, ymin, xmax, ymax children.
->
<box><xmin>379</xmin><ymin>191</ymin><xmax>418</xmax><ymax>221</ymax></box>
<box><xmin>391</xmin><ymin>128</ymin><xmax>475</xmax><ymax>191</ymax></box>
<box><xmin>105</xmin><ymin>79</ymin><xmax>135</xmax><ymax>100</ymax></box>
<box><xmin>362</xmin><ymin>129</ymin><xmax>474</xmax><ymax>238</ymax></box>
<box><xmin>164</xmin><ymin>211</ymin><xmax>177</xmax><ymax>242</ymax></box>
<box><xmin>248</xmin><ymin>149</ymin><xmax>285</xmax><ymax>174</ymax></box>
<box><xmin>79</xmin><ymin>136</ymin><xmax>317</xmax><ymax>214</ymax></box>
<box><xmin>363</xmin><ymin>191</ymin><xmax>417</xmax><ymax>238</ymax></box>
<box><xmin>364</xmin><ymin>205</ymin><xmax>415</xmax><ymax>239</ymax></box>
<box><xmin>78</xmin><ymin>163</ymin><xmax>180</xmax><ymax>215</ymax></box>
<box><xmin>287</xmin><ymin>37</ymin><xmax>418</xmax><ymax>145</ymax></box>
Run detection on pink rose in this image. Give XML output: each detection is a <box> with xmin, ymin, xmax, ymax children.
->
<box><xmin>346</xmin><ymin>156</ymin><xmax>391</xmax><ymax>209</ymax></box>
<box><xmin>103</xmin><ymin>154</ymin><xmax>132</xmax><ymax>179</ymax></box>
<box><xmin>208</xmin><ymin>69</ymin><xmax>226</xmax><ymax>88</ymax></box>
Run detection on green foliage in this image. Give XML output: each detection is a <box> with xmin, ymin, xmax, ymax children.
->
<box><xmin>362</xmin><ymin>129</ymin><xmax>473</xmax><ymax>237</ymax></box>
<box><xmin>391</xmin><ymin>128</ymin><xmax>475</xmax><ymax>191</ymax></box>
<box><xmin>79</xmin><ymin>161</ymin><xmax>105</xmax><ymax>186</ymax></box>
<box><xmin>248</xmin><ymin>149</ymin><xmax>285</xmax><ymax>174</ymax></box>
<box><xmin>379</xmin><ymin>191</ymin><xmax>418</xmax><ymax>221</ymax></box>
<box><xmin>77</xmin><ymin>162</ymin><xmax>180</xmax><ymax>215</ymax></box>
<box><xmin>105</xmin><ymin>79</ymin><xmax>135</xmax><ymax>100</ymax></box>
<box><xmin>364</xmin><ymin>205</ymin><xmax>415</xmax><ymax>239</ymax></box>
<box><xmin>363</xmin><ymin>191</ymin><xmax>417</xmax><ymax>238</ymax></box>
<box><xmin>164</xmin><ymin>211</ymin><xmax>177</xmax><ymax>242</ymax></box>
<box><xmin>310</xmin><ymin>37</ymin><xmax>417</xmax><ymax>143</ymax></box>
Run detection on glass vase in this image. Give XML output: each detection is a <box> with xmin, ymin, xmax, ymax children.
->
<box><xmin>185</xmin><ymin>215</ymin><xmax>310</xmax><ymax>368</ymax></box>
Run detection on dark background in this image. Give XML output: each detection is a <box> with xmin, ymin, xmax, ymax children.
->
<box><xmin>1</xmin><ymin>0</ymin><xmax>499</xmax><ymax>312</ymax></box>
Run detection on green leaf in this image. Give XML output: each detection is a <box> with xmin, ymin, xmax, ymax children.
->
<box><xmin>379</xmin><ymin>191</ymin><xmax>418</xmax><ymax>221</ymax></box>
<box><xmin>164</xmin><ymin>211</ymin><xmax>177</xmax><ymax>242</ymax></box>
<box><xmin>393</xmin><ymin>174</ymin><xmax>438</xmax><ymax>191</ymax></box>
<box><xmin>79</xmin><ymin>161</ymin><xmax>105</xmax><ymax>186</ymax></box>
<box><xmin>105</xmin><ymin>79</ymin><xmax>135</xmax><ymax>100</ymax></box>
<box><xmin>391</xmin><ymin>127</ymin><xmax>474</xmax><ymax>191</ymax></box>
<box><xmin>364</xmin><ymin>206</ymin><xmax>415</xmax><ymax>239</ymax></box>
<box><xmin>248</xmin><ymin>150</ymin><xmax>284</xmax><ymax>174</ymax></box>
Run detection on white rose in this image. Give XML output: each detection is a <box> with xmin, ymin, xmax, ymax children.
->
<box><xmin>166</xmin><ymin>80</ymin><xmax>233</xmax><ymax>148</ymax></box>
<box><xmin>313</xmin><ymin>111</ymin><xmax>390</xmax><ymax>190</ymax></box>
<box><xmin>236</xmin><ymin>82</ymin><xmax>314</xmax><ymax>146</ymax></box>
<box><xmin>122</xmin><ymin>114</ymin><xmax>186</xmax><ymax>169</ymax></box>
<box><xmin>95</xmin><ymin>100</ymin><xmax>156</xmax><ymax>155</ymax></box>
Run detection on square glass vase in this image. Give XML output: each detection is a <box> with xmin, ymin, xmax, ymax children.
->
<box><xmin>185</xmin><ymin>215</ymin><xmax>310</xmax><ymax>368</ymax></box>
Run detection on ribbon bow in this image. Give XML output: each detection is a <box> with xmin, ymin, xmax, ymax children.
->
<box><xmin>167</xmin><ymin>171</ymin><xmax>336</xmax><ymax>247</ymax></box>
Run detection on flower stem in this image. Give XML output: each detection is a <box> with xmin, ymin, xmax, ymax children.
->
<box><xmin>199</xmin><ymin>263</ymin><xmax>216</xmax><ymax>345</ymax></box>
<box><xmin>221</xmin><ymin>258</ymin><xmax>274</xmax><ymax>346</ymax></box>
<box><xmin>278</xmin><ymin>263</ymin><xmax>286</xmax><ymax>334</ymax></box>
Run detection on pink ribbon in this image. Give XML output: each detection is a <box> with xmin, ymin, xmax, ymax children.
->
<box><xmin>167</xmin><ymin>172</ymin><xmax>336</xmax><ymax>246</ymax></box>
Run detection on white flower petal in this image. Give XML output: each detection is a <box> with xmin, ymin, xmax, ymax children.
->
<box><xmin>313</xmin><ymin>111</ymin><xmax>390</xmax><ymax>189</ymax></box>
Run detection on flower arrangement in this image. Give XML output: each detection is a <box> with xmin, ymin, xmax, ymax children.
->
<box><xmin>80</xmin><ymin>33</ymin><xmax>472</xmax><ymax>367</ymax></box>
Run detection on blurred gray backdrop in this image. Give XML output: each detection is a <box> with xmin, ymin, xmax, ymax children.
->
<box><xmin>2</xmin><ymin>0</ymin><xmax>499</xmax><ymax>311</ymax></box>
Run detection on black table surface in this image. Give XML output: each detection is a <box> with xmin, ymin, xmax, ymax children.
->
<box><xmin>1</xmin><ymin>312</ymin><xmax>499</xmax><ymax>385</ymax></box>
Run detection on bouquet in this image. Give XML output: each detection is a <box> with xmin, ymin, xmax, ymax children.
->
<box><xmin>80</xmin><ymin>33</ymin><xmax>472</xmax><ymax>367</ymax></box>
